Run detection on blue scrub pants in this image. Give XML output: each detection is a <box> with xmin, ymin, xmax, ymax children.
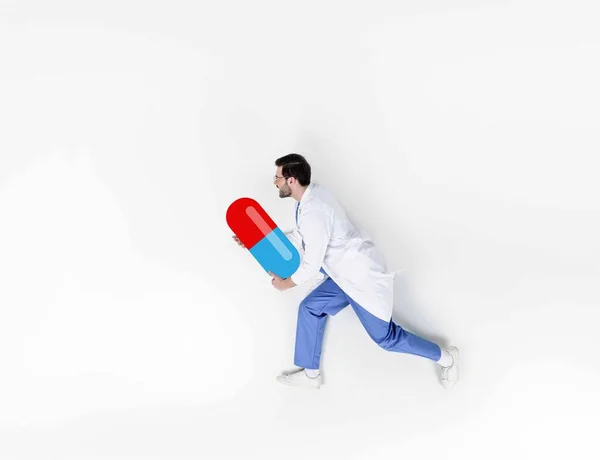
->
<box><xmin>294</xmin><ymin>274</ymin><xmax>442</xmax><ymax>369</ymax></box>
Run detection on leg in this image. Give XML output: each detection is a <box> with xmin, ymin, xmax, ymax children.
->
<box><xmin>347</xmin><ymin>296</ymin><xmax>461</xmax><ymax>388</ymax></box>
<box><xmin>293</xmin><ymin>277</ymin><xmax>349</xmax><ymax>369</ymax></box>
<box><xmin>347</xmin><ymin>296</ymin><xmax>442</xmax><ymax>361</ymax></box>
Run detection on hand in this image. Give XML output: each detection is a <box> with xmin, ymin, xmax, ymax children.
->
<box><xmin>232</xmin><ymin>235</ymin><xmax>245</xmax><ymax>248</ymax></box>
<box><xmin>268</xmin><ymin>271</ymin><xmax>294</xmax><ymax>291</ymax></box>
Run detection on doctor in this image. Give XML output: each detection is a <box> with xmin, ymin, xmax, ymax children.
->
<box><xmin>234</xmin><ymin>154</ymin><xmax>460</xmax><ymax>390</ymax></box>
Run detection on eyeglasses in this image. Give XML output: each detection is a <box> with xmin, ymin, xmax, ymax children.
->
<box><xmin>273</xmin><ymin>175</ymin><xmax>287</xmax><ymax>182</ymax></box>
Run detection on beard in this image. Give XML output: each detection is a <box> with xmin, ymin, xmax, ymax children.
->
<box><xmin>278</xmin><ymin>183</ymin><xmax>292</xmax><ymax>198</ymax></box>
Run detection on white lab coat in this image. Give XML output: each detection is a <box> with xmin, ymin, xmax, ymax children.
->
<box><xmin>283</xmin><ymin>182</ymin><xmax>396</xmax><ymax>322</ymax></box>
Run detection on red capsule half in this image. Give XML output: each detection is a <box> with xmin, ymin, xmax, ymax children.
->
<box><xmin>226</xmin><ymin>197</ymin><xmax>278</xmax><ymax>249</ymax></box>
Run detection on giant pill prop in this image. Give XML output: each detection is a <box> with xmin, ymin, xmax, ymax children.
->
<box><xmin>226</xmin><ymin>197</ymin><xmax>301</xmax><ymax>278</ymax></box>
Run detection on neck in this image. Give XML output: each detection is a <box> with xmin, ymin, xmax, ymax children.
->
<box><xmin>293</xmin><ymin>185</ymin><xmax>308</xmax><ymax>202</ymax></box>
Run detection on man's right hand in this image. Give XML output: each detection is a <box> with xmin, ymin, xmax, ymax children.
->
<box><xmin>232</xmin><ymin>235</ymin><xmax>245</xmax><ymax>248</ymax></box>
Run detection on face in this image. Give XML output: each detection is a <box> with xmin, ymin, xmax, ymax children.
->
<box><xmin>274</xmin><ymin>166</ymin><xmax>292</xmax><ymax>198</ymax></box>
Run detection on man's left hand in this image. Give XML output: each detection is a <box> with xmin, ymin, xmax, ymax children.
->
<box><xmin>268</xmin><ymin>271</ymin><xmax>296</xmax><ymax>291</ymax></box>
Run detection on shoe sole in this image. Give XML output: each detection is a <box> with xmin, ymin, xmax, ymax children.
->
<box><xmin>442</xmin><ymin>346</ymin><xmax>460</xmax><ymax>389</ymax></box>
<box><xmin>276</xmin><ymin>377</ymin><xmax>321</xmax><ymax>390</ymax></box>
<box><xmin>280</xmin><ymin>369</ymin><xmax>324</xmax><ymax>385</ymax></box>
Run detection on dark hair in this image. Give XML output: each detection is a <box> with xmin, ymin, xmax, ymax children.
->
<box><xmin>275</xmin><ymin>154</ymin><xmax>311</xmax><ymax>186</ymax></box>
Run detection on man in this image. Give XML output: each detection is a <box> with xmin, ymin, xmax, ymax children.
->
<box><xmin>233</xmin><ymin>154</ymin><xmax>459</xmax><ymax>390</ymax></box>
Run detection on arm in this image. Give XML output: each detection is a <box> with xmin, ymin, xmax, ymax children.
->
<box><xmin>283</xmin><ymin>228</ymin><xmax>303</xmax><ymax>253</ymax></box>
<box><xmin>290</xmin><ymin>208</ymin><xmax>333</xmax><ymax>286</ymax></box>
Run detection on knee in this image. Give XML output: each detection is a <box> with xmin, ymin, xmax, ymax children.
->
<box><xmin>373</xmin><ymin>328</ymin><xmax>407</xmax><ymax>351</ymax></box>
<box><xmin>377</xmin><ymin>339</ymin><xmax>393</xmax><ymax>351</ymax></box>
<box><xmin>299</xmin><ymin>298</ymin><xmax>311</xmax><ymax>311</ymax></box>
<box><xmin>372</xmin><ymin>332</ymin><xmax>394</xmax><ymax>350</ymax></box>
<box><xmin>299</xmin><ymin>298</ymin><xmax>319</xmax><ymax>315</ymax></box>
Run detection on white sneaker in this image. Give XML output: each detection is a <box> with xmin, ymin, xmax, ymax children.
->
<box><xmin>441</xmin><ymin>346</ymin><xmax>460</xmax><ymax>389</ymax></box>
<box><xmin>276</xmin><ymin>368</ymin><xmax>322</xmax><ymax>390</ymax></box>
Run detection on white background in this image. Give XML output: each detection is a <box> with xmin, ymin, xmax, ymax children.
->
<box><xmin>1</xmin><ymin>1</ymin><xmax>599</xmax><ymax>459</ymax></box>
